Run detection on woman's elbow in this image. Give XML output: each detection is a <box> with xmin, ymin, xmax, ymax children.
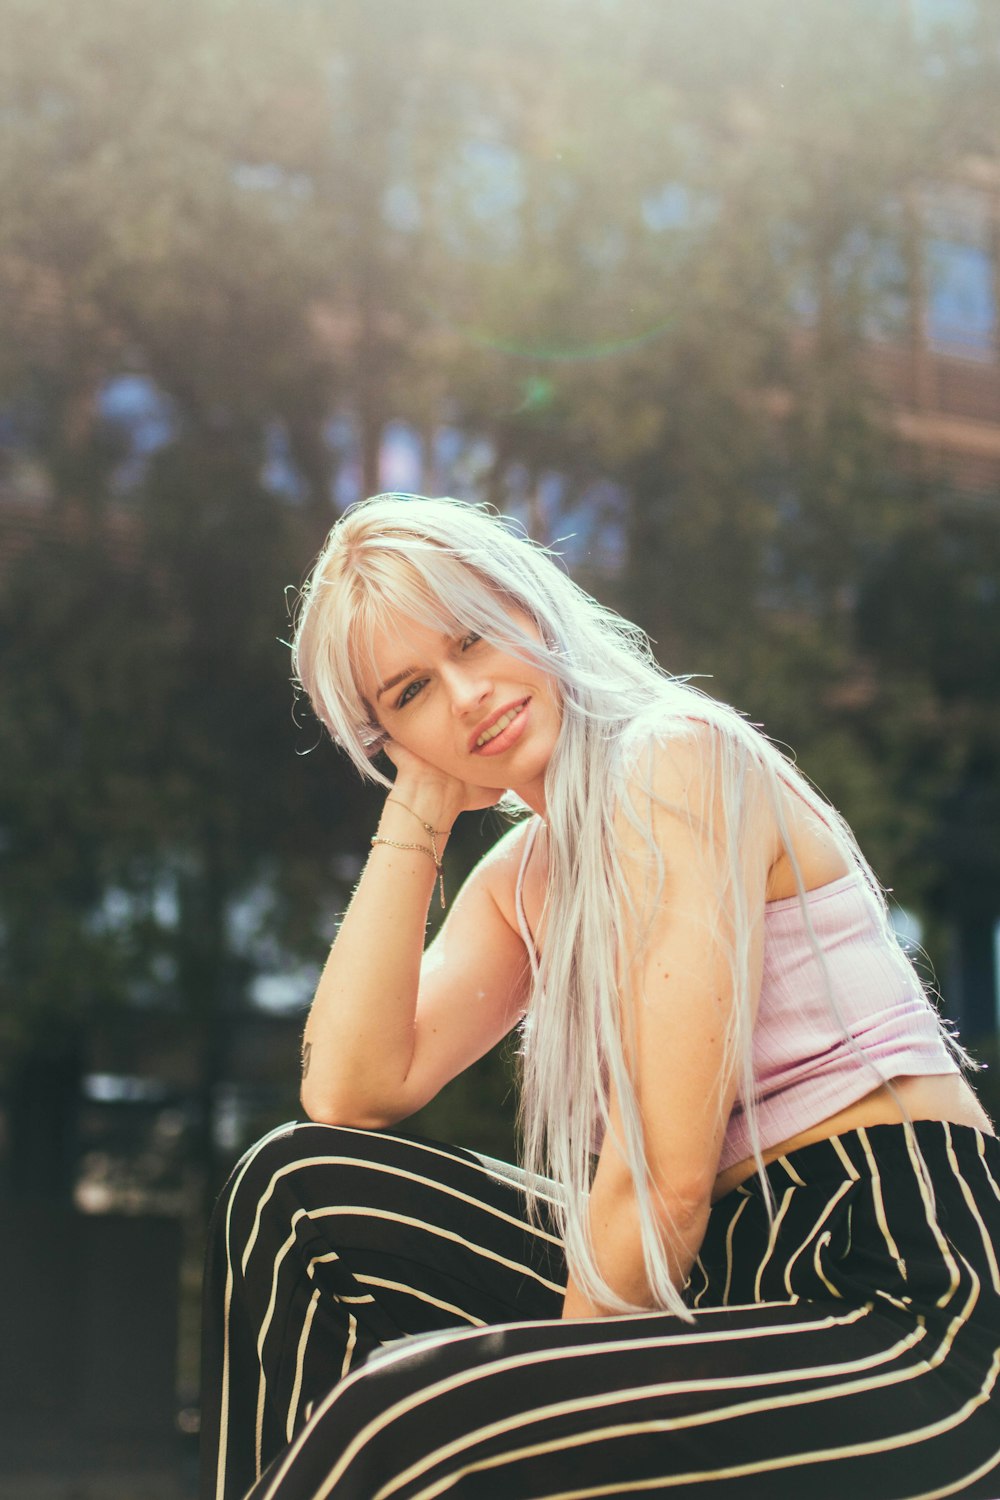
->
<box><xmin>299</xmin><ymin>1080</ymin><xmax>408</xmax><ymax>1132</ymax></box>
<box><xmin>657</xmin><ymin>1170</ymin><xmax>715</xmax><ymax>1236</ymax></box>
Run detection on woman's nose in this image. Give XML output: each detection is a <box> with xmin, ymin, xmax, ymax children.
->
<box><xmin>447</xmin><ymin>664</ymin><xmax>492</xmax><ymax>716</ymax></box>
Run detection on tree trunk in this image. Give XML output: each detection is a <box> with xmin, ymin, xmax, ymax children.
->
<box><xmin>2</xmin><ymin>1040</ymin><xmax>84</xmax><ymax>1204</ymax></box>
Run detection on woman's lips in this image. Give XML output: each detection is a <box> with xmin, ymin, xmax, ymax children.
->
<box><xmin>471</xmin><ymin>698</ymin><xmax>530</xmax><ymax>756</ymax></box>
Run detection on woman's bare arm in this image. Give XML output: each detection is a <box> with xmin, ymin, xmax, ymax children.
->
<box><xmin>564</xmin><ymin>730</ymin><xmax>769</xmax><ymax>1317</ymax></box>
<box><xmin>300</xmin><ymin>760</ymin><xmax>535</xmax><ymax>1128</ymax></box>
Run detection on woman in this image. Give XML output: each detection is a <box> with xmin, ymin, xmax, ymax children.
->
<box><xmin>200</xmin><ymin>493</ymin><xmax>1000</xmax><ymax>1500</ymax></box>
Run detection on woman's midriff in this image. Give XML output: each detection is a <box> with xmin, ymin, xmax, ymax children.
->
<box><xmin>711</xmin><ymin>1072</ymin><xmax>996</xmax><ymax>1203</ymax></box>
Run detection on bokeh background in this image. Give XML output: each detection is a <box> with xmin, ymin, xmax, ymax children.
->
<box><xmin>2</xmin><ymin>1</ymin><xmax>1000</xmax><ymax>1494</ymax></box>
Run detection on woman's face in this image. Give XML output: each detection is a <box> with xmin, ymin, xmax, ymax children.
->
<box><xmin>362</xmin><ymin>604</ymin><xmax>562</xmax><ymax>815</ymax></box>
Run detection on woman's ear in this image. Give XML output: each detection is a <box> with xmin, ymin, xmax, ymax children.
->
<box><xmin>363</xmin><ymin>726</ymin><xmax>390</xmax><ymax>759</ymax></box>
<box><xmin>358</xmin><ymin>696</ymin><xmax>389</xmax><ymax>759</ymax></box>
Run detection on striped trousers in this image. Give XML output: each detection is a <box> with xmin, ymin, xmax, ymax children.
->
<box><xmin>199</xmin><ymin>1120</ymin><xmax>1000</xmax><ymax>1500</ymax></box>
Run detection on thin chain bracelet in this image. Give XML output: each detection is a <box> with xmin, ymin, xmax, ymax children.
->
<box><xmin>386</xmin><ymin>796</ymin><xmax>452</xmax><ymax>905</ymax></box>
<box><xmin>370</xmin><ymin>835</ymin><xmax>446</xmax><ymax>908</ymax></box>
<box><xmin>377</xmin><ymin>796</ymin><xmax>453</xmax><ymax>908</ymax></box>
<box><xmin>386</xmin><ymin>795</ymin><xmax>452</xmax><ymax>843</ymax></box>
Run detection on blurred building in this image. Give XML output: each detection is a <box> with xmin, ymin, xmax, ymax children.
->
<box><xmin>869</xmin><ymin>179</ymin><xmax>1000</xmax><ymax>493</ymax></box>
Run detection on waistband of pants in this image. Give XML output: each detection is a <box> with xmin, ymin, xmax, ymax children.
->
<box><xmin>744</xmin><ymin>1118</ymin><xmax>999</xmax><ymax>1194</ymax></box>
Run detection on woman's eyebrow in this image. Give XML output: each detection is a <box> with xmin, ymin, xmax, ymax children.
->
<box><xmin>376</xmin><ymin>666</ymin><xmax>419</xmax><ymax>701</ymax></box>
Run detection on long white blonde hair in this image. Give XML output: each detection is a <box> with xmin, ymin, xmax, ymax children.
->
<box><xmin>292</xmin><ymin>492</ymin><xmax>964</xmax><ymax>1317</ymax></box>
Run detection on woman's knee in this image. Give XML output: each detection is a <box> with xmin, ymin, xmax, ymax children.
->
<box><xmin>206</xmin><ymin>1120</ymin><xmax>381</xmax><ymax>1258</ymax></box>
<box><xmin>217</xmin><ymin>1121</ymin><xmax>387</xmax><ymax>1209</ymax></box>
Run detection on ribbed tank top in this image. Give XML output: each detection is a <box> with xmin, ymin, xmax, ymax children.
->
<box><xmin>513</xmin><ymin>818</ymin><xmax>958</xmax><ymax>1171</ymax></box>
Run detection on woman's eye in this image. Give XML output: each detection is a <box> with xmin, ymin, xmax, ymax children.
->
<box><xmin>394</xmin><ymin>636</ymin><xmax>479</xmax><ymax>708</ymax></box>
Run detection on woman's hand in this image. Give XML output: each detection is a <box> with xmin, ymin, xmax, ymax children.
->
<box><xmin>382</xmin><ymin>740</ymin><xmax>502</xmax><ymax>826</ymax></box>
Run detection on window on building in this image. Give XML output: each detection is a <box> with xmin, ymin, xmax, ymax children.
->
<box><xmin>923</xmin><ymin>187</ymin><xmax>997</xmax><ymax>361</ymax></box>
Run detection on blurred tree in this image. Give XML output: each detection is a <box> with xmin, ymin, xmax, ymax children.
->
<box><xmin>0</xmin><ymin>432</ymin><xmax>367</xmax><ymax>1198</ymax></box>
<box><xmin>0</xmin><ymin>0</ymin><xmax>356</xmax><ymax>1199</ymax></box>
<box><xmin>855</xmin><ymin>497</ymin><xmax>1000</xmax><ymax>1037</ymax></box>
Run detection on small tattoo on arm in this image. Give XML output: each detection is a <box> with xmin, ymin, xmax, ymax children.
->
<box><xmin>302</xmin><ymin>1041</ymin><xmax>312</xmax><ymax>1079</ymax></box>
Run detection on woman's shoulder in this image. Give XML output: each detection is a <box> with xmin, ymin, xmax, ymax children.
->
<box><xmin>617</xmin><ymin>698</ymin><xmax>742</xmax><ymax>761</ymax></box>
<box><xmin>619</xmin><ymin>707</ymin><xmax>856</xmax><ymax>896</ymax></box>
<box><xmin>613</xmin><ymin>708</ymin><xmax>785</xmax><ymax>880</ymax></box>
<box><xmin>615</xmin><ymin>709</ymin><xmax>740</xmax><ymax>808</ymax></box>
<box><xmin>481</xmin><ymin>813</ymin><xmax>541</xmax><ymax>868</ymax></box>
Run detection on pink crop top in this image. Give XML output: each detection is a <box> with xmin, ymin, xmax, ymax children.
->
<box><xmin>719</xmin><ymin>872</ymin><xmax>958</xmax><ymax>1168</ymax></box>
<box><xmin>513</xmin><ymin>819</ymin><xmax>959</xmax><ymax>1172</ymax></box>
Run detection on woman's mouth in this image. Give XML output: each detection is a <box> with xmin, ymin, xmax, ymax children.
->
<box><xmin>472</xmin><ymin>698</ymin><xmax>530</xmax><ymax>755</ymax></box>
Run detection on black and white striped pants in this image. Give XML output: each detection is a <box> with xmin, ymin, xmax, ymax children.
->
<box><xmin>199</xmin><ymin>1120</ymin><xmax>1000</xmax><ymax>1500</ymax></box>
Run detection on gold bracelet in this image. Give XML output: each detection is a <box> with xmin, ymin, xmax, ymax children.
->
<box><xmin>385</xmin><ymin>797</ymin><xmax>451</xmax><ymax>888</ymax></box>
<box><xmin>386</xmin><ymin>796</ymin><xmax>452</xmax><ymax>838</ymax></box>
<box><xmin>370</xmin><ymin>835</ymin><xmax>446</xmax><ymax>909</ymax></box>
